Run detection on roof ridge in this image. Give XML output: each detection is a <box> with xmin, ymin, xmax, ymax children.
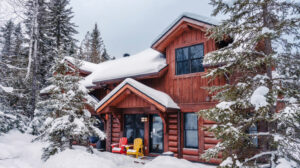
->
<box><xmin>151</xmin><ymin>12</ymin><xmax>220</xmax><ymax>48</ymax></box>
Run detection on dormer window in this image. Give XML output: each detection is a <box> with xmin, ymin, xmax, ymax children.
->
<box><xmin>175</xmin><ymin>43</ymin><xmax>204</xmax><ymax>75</ymax></box>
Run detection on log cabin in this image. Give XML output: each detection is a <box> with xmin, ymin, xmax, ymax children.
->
<box><xmin>65</xmin><ymin>12</ymin><xmax>229</xmax><ymax>164</ymax></box>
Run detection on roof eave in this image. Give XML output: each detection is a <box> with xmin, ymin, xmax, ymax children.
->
<box><xmin>91</xmin><ymin>65</ymin><xmax>168</xmax><ymax>87</ymax></box>
<box><xmin>96</xmin><ymin>83</ymin><xmax>168</xmax><ymax>114</ymax></box>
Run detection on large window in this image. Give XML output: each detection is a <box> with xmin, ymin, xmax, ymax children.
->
<box><xmin>176</xmin><ymin>43</ymin><xmax>204</xmax><ymax>75</ymax></box>
<box><xmin>184</xmin><ymin>113</ymin><xmax>198</xmax><ymax>148</ymax></box>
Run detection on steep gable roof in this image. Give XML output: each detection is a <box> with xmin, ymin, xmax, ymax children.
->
<box><xmin>151</xmin><ymin>12</ymin><xmax>220</xmax><ymax>53</ymax></box>
<box><xmin>96</xmin><ymin>78</ymin><xmax>179</xmax><ymax>113</ymax></box>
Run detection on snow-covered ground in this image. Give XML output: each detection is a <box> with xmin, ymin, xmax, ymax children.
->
<box><xmin>0</xmin><ymin>130</ymin><xmax>216</xmax><ymax>168</ymax></box>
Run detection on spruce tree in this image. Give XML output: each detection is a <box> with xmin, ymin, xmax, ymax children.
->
<box><xmin>90</xmin><ymin>23</ymin><xmax>109</xmax><ymax>63</ymax></box>
<box><xmin>12</xmin><ymin>23</ymin><xmax>25</xmax><ymax>67</ymax></box>
<box><xmin>23</xmin><ymin>0</ymin><xmax>58</xmax><ymax>118</ymax></box>
<box><xmin>0</xmin><ymin>90</ymin><xmax>28</xmax><ymax>135</ymax></box>
<box><xmin>24</xmin><ymin>0</ymin><xmax>56</xmax><ymax>87</ymax></box>
<box><xmin>199</xmin><ymin>0</ymin><xmax>300</xmax><ymax>167</ymax></box>
<box><xmin>38</xmin><ymin>53</ymin><xmax>105</xmax><ymax>160</ymax></box>
<box><xmin>48</xmin><ymin>0</ymin><xmax>77</xmax><ymax>52</ymax></box>
<box><xmin>80</xmin><ymin>24</ymin><xmax>110</xmax><ymax>63</ymax></box>
<box><xmin>79</xmin><ymin>31</ymin><xmax>91</xmax><ymax>61</ymax></box>
<box><xmin>0</xmin><ymin>20</ymin><xmax>14</xmax><ymax>63</ymax></box>
<box><xmin>0</xmin><ymin>20</ymin><xmax>29</xmax><ymax>118</ymax></box>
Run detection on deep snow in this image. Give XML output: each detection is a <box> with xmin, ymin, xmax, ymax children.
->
<box><xmin>0</xmin><ymin>130</ymin><xmax>215</xmax><ymax>168</ymax></box>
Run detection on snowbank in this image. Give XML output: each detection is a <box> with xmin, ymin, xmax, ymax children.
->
<box><xmin>81</xmin><ymin>48</ymin><xmax>166</xmax><ymax>87</ymax></box>
<box><xmin>143</xmin><ymin>156</ymin><xmax>216</xmax><ymax>168</ymax></box>
<box><xmin>43</xmin><ymin>148</ymin><xmax>116</xmax><ymax>168</ymax></box>
<box><xmin>96</xmin><ymin>78</ymin><xmax>179</xmax><ymax>110</ymax></box>
<box><xmin>0</xmin><ymin>130</ymin><xmax>215</xmax><ymax>168</ymax></box>
<box><xmin>0</xmin><ymin>130</ymin><xmax>45</xmax><ymax>168</ymax></box>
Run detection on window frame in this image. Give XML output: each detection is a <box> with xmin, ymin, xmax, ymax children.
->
<box><xmin>183</xmin><ymin>113</ymin><xmax>199</xmax><ymax>149</ymax></box>
<box><xmin>248</xmin><ymin>123</ymin><xmax>259</xmax><ymax>148</ymax></box>
<box><xmin>175</xmin><ymin>43</ymin><xmax>205</xmax><ymax>75</ymax></box>
<box><xmin>123</xmin><ymin>114</ymin><xmax>145</xmax><ymax>144</ymax></box>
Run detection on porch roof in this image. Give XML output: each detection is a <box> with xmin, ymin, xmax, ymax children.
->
<box><xmin>96</xmin><ymin>78</ymin><xmax>179</xmax><ymax>113</ymax></box>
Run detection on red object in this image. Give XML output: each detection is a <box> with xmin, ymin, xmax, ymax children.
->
<box><xmin>111</xmin><ymin>137</ymin><xmax>128</xmax><ymax>154</ymax></box>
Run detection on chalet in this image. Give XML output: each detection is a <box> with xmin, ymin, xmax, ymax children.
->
<box><xmin>66</xmin><ymin>12</ymin><xmax>228</xmax><ymax>164</ymax></box>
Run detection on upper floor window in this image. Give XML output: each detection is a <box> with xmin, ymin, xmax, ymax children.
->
<box><xmin>175</xmin><ymin>43</ymin><xmax>204</xmax><ymax>75</ymax></box>
<box><xmin>184</xmin><ymin>113</ymin><xmax>198</xmax><ymax>148</ymax></box>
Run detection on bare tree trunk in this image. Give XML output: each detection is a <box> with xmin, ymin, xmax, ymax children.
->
<box><xmin>26</xmin><ymin>0</ymin><xmax>39</xmax><ymax>119</ymax></box>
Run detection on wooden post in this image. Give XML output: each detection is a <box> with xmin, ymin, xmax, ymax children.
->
<box><xmin>158</xmin><ymin>111</ymin><xmax>169</xmax><ymax>152</ymax></box>
<box><xmin>199</xmin><ymin>117</ymin><xmax>204</xmax><ymax>162</ymax></box>
<box><xmin>144</xmin><ymin>114</ymin><xmax>149</xmax><ymax>155</ymax></box>
<box><xmin>106</xmin><ymin>114</ymin><xmax>112</xmax><ymax>151</ymax></box>
<box><xmin>177</xmin><ymin>110</ymin><xmax>181</xmax><ymax>158</ymax></box>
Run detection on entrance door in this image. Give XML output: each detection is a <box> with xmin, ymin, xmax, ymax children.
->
<box><xmin>150</xmin><ymin>114</ymin><xmax>164</xmax><ymax>153</ymax></box>
<box><xmin>124</xmin><ymin>114</ymin><xmax>145</xmax><ymax>144</ymax></box>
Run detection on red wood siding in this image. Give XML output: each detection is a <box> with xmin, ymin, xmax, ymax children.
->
<box><xmin>97</xmin><ymin>26</ymin><xmax>224</xmax><ymax>164</ymax></box>
<box><xmin>167</xmin><ymin>113</ymin><xmax>179</xmax><ymax>156</ymax></box>
<box><xmin>137</xmin><ymin>28</ymin><xmax>226</xmax><ymax>112</ymax></box>
<box><xmin>111</xmin><ymin>118</ymin><xmax>121</xmax><ymax>144</ymax></box>
<box><xmin>116</xmin><ymin>94</ymin><xmax>150</xmax><ymax>108</ymax></box>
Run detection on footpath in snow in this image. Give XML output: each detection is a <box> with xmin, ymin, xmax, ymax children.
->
<box><xmin>0</xmin><ymin>130</ymin><xmax>216</xmax><ymax>168</ymax></box>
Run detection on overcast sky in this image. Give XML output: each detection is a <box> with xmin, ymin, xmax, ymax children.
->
<box><xmin>70</xmin><ymin>0</ymin><xmax>221</xmax><ymax>58</ymax></box>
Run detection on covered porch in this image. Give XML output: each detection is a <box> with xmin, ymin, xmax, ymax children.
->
<box><xmin>95</xmin><ymin>78</ymin><xmax>180</xmax><ymax>156</ymax></box>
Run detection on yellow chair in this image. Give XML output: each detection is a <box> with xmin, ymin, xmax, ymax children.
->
<box><xmin>125</xmin><ymin>138</ymin><xmax>144</xmax><ymax>158</ymax></box>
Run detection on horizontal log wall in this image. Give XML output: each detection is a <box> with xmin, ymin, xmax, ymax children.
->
<box><xmin>111</xmin><ymin>118</ymin><xmax>121</xmax><ymax>144</ymax></box>
<box><xmin>167</xmin><ymin>113</ymin><xmax>179</xmax><ymax>157</ymax></box>
<box><xmin>203</xmin><ymin>119</ymin><xmax>222</xmax><ymax>164</ymax></box>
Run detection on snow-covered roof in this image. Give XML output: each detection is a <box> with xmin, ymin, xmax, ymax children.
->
<box><xmin>96</xmin><ymin>78</ymin><xmax>179</xmax><ymax>111</ymax></box>
<box><xmin>151</xmin><ymin>12</ymin><xmax>220</xmax><ymax>47</ymax></box>
<box><xmin>64</xmin><ymin>56</ymin><xmax>98</xmax><ymax>74</ymax></box>
<box><xmin>81</xmin><ymin>48</ymin><xmax>167</xmax><ymax>88</ymax></box>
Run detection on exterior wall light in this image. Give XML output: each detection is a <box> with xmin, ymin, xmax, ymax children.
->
<box><xmin>141</xmin><ymin>117</ymin><xmax>148</xmax><ymax>122</ymax></box>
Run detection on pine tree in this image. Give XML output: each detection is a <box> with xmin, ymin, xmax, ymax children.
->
<box><xmin>0</xmin><ymin>89</ymin><xmax>29</xmax><ymax>135</ymax></box>
<box><xmin>37</xmin><ymin>53</ymin><xmax>105</xmax><ymax>160</ymax></box>
<box><xmin>24</xmin><ymin>0</ymin><xmax>56</xmax><ymax>87</ymax></box>
<box><xmin>12</xmin><ymin>23</ymin><xmax>25</xmax><ymax>67</ymax></box>
<box><xmin>48</xmin><ymin>0</ymin><xmax>77</xmax><ymax>52</ymax></box>
<box><xmin>79</xmin><ymin>31</ymin><xmax>91</xmax><ymax>61</ymax></box>
<box><xmin>23</xmin><ymin>0</ymin><xmax>58</xmax><ymax>118</ymax></box>
<box><xmin>90</xmin><ymin>23</ymin><xmax>109</xmax><ymax>63</ymax></box>
<box><xmin>0</xmin><ymin>20</ymin><xmax>14</xmax><ymax>63</ymax></box>
<box><xmin>79</xmin><ymin>24</ymin><xmax>110</xmax><ymax>63</ymax></box>
<box><xmin>0</xmin><ymin>19</ymin><xmax>29</xmax><ymax>118</ymax></box>
<box><xmin>199</xmin><ymin>0</ymin><xmax>300</xmax><ymax>167</ymax></box>
<box><xmin>67</xmin><ymin>40</ymin><xmax>77</xmax><ymax>57</ymax></box>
